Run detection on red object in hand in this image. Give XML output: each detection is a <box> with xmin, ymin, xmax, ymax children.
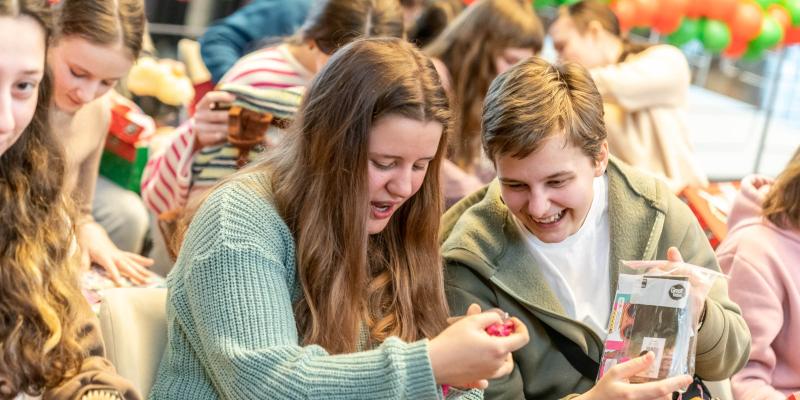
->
<box><xmin>485</xmin><ymin>320</ymin><xmax>515</xmax><ymax>337</ymax></box>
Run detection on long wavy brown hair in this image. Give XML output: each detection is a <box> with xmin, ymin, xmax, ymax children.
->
<box><xmin>0</xmin><ymin>1</ymin><xmax>86</xmax><ymax>398</ymax></box>
<box><xmin>266</xmin><ymin>37</ymin><xmax>451</xmax><ymax>354</ymax></box>
<box><xmin>425</xmin><ymin>0</ymin><xmax>542</xmax><ymax>170</ymax></box>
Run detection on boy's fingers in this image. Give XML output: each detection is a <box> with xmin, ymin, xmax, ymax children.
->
<box><xmin>666</xmin><ymin>246</ymin><xmax>684</xmax><ymax>263</ymax></box>
<box><xmin>634</xmin><ymin>374</ymin><xmax>693</xmax><ymax>399</ymax></box>
<box><xmin>609</xmin><ymin>351</ymin><xmax>654</xmax><ymax>380</ymax></box>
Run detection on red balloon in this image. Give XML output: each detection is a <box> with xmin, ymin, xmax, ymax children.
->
<box><xmin>767</xmin><ymin>4</ymin><xmax>792</xmax><ymax>29</ymax></box>
<box><xmin>730</xmin><ymin>0</ymin><xmax>765</xmax><ymax>40</ymax></box>
<box><xmin>612</xmin><ymin>0</ymin><xmax>638</xmax><ymax>31</ymax></box>
<box><xmin>685</xmin><ymin>0</ymin><xmax>706</xmax><ymax>18</ymax></box>
<box><xmin>653</xmin><ymin>12</ymin><xmax>684</xmax><ymax>33</ymax></box>
<box><xmin>657</xmin><ymin>0</ymin><xmax>689</xmax><ymax>21</ymax></box>
<box><xmin>707</xmin><ymin>0</ymin><xmax>739</xmax><ymax>21</ymax></box>
<box><xmin>724</xmin><ymin>37</ymin><xmax>749</xmax><ymax>56</ymax></box>
<box><xmin>785</xmin><ymin>25</ymin><xmax>800</xmax><ymax>44</ymax></box>
<box><xmin>633</xmin><ymin>0</ymin><xmax>659</xmax><ymax>26</ymax></box>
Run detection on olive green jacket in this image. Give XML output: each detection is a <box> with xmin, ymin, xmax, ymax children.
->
<box><xmin>441</xmin><ymin>158</ymin><xmax>750</xmax><ymax>400</ymax></box>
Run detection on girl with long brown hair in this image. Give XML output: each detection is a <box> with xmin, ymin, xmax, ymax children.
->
<box><xmin>48</xmin><ymin>0</ymin><xmax>156</xmax><ymax>286</ymax></box>
<box><xmin>425</xmin><ymin>0</ymin><xmax>543</xmax><ymax>204</ymax></box>
<box><xmin>0</xmin><ymin>1</ymin><xmax>138</xmax><ymax>399</ymax></box>
<box><xmin>548</xmin><ymin>0</ymin><xmax>707</xmax><ymax>193</ymax></box>
<box><xmin>151</xmin><ymin>38</ymin><xmax>528</xmax><ymax>399</ymax></box>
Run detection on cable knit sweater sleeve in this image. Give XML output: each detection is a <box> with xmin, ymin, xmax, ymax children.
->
<box><xmin>151</xmin><ymin>173</ymin><xmax>441</xmax><ymax>400</ymax></box>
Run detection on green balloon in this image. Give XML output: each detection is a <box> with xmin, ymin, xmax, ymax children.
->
<box><xmin>751</xmin><ymin>15</ymin><xmax>785</xmax><ymax>50</ymax></box>
<box><xmin>755</xmin><ymin>0</ymin><xmax>776</xmax><ymax>9</ymax></box>
<box><xmin>533</xmin><ymin>0</ymin><xmax>557</xmax><ymax>9</ymax></box>
<box><xmin>781</xmin><ymin>0</ymin><xmax>800</xmax><ymax>26</ymax></box>
<box><xmin>668</xmin><ymin>18</ymin><xmax>701</xmax><ymax>46</ymax></box>
<box><xmin>742</xmin><ymin>42</ymin><xmax>766</xmax><ymax>61</ymax></box>
<box><xmin>701</xmin><ymin>19</ymin><xmax>732</xmax><ymax>53</ymax></box>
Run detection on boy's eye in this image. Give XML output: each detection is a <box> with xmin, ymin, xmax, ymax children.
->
<box><xmin>504</xmin><ymin>183</ymin><xmax>526</xmax><ymax>190</ymax></box>
<box><xmin>548</xmin><ymin>179</ymin><xmax>569</xmax><ymax>187</ymax></box>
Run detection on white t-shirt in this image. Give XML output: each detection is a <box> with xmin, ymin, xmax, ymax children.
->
<box><xmin>514</xmin><ymin>175</ymin><xmax>612</xmax><ymax>339</ymax></box>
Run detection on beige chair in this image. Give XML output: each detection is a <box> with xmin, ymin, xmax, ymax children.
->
<box><xmin>98</xmin><ymin>288</ymin><xmax>168</xmax><ymax>396</ymax></box>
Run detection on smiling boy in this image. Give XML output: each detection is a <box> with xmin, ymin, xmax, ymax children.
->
<box><xmin>440</xmin><ymin>57</ymin><xmax>750</xmax><ymax>399</ymax></box>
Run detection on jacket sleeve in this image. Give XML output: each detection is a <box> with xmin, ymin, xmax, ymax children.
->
<box><xmin>445</xmin><ymin>262</ymin><xmax>525</xmax><ymax>400</ymax></box>
<box><xmin>662</xmin><ymin>196</ymin><xmax>751</xmax><ymax>381</ymax></box>
<box><xmin>590</xmin><ymin>45</ymin><xmax>690</xmax><ymax>112</ymax></box>
<box><xmin>43</xmin><ymin>309</ymin><xmax>141</xmax><ymax>400</ymax></box>
<box><xmin>199</xmin><ymin>0</ymin><xmax>311</xmax><ymax>83</ymax></box>
<box><xmin>723</xmin><ymin>252</ymin><xmax>787</xmax><ymax>400</ymax></box>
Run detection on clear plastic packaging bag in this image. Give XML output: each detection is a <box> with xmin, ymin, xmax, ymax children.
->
<box><xmin>597</xmin><ymin>260</ymin><xmax>726</xmax><ymax>383</ymax></box>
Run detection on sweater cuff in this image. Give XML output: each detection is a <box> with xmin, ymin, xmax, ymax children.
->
<box><xmin>399</xmin><ymin>338</ymin><xmax>440</xmax><ymax>399</ymax></box>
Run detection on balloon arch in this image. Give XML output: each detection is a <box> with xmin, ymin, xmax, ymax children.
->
<box><xmin>528</xmin><ymin>0</ymin><xmax>800</xmax><ymax>60</ymax></box>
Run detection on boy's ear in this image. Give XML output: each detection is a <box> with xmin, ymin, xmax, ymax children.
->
<box><xmin>594</xmin><ymin>140</ymin><xmax>609</xmax><ymax>177</ymax></box>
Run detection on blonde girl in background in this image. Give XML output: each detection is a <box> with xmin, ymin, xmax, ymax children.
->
<box><xmin>49</xmin><ymin>0</ymin><xmax>156</xmax><ymax>286</ymax></box>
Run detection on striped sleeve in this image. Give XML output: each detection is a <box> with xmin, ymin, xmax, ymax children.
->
<box><xmin>220</xmin><ymin>46</ymin><xmax>308</xmax><ymax>89</ymax></box>
<box><xmin>140</xmin><ymin>121</ymin><xmax>196</xmax><ymax>215</ymax></box>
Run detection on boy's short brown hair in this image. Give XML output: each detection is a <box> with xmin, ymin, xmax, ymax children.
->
<box><xmin>481</xmin><ymin>56</ymin><xmax>606</xmax><ymax>162</ymax></box>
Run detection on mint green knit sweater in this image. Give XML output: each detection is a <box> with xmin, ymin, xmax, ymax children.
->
<box><xmin>149</xmin><ymin>172</ymin><xmax>460</xmax><ymax>400</ymax></box>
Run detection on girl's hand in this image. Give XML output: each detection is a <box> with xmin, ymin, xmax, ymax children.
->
<box><xmin>429</xmin><ymin>307</ymin><xmax>529</xmax><ymax>388</ymax></box>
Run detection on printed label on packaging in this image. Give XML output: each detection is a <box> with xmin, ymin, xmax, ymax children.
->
<box><xmin>638</xmin><ymin>337</ymin><xmax>667</xmax><ymax>378</ymax></box>
<box><xmin>630</xmin><ymin>276</ymin><xmax>690</xmax><ymax>309</ymax></box>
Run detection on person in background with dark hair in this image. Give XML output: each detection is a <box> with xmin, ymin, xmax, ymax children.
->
<box><xmin>150</xmin><ymin>37</ymin><xmax>528</xmax><ymax>400</ymax></box>
<box><xmin>0</xmin><ymin>0</ymin><xmax>139</xmax><ymax>398</ymax></box>
<box><xmin>718</xmin><ymin>149</ymin><xmax>800</xmax><ymax>400</ymax></box>
<box><xmin>200</xmin><ymin>0</ymin><xmax>426</xmax><ymax>84</ymax></box>
<box><xmin>407</xmin><ymin>0</ymin><xmax>464</xmax><ymax>48</ymax></box>
<box><xmin>199</xmin><ymin>0</ymin><xmax>312</xmax><ymax>84</ymax></box>
<box><xmin>549</xmin><ymin>0</ymin><xmax>707</xmax><ymax>194</ymax></box>
<box><xmin>441</xmin><ymin>56</ymin><xmax>750</xmax><ymax>399</ymax></box>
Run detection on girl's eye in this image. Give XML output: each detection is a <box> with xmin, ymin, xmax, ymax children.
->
<box><xmin>70</xmin><ymin>69</ymin><xmax>86</xmax><ymax>78</ymax></box>
<box><xmin>373</xmin><ymin>160</ymin><xmax>394</xmax><ymax>170</ymax></box>
<box><xmin>412</xmin><ymin>162</ymin><xmax>430</xmax><ymax>171</ymax></box>
<box><xmin>13</xmin><ymin>81</ymin><xmax>38</xmax><ymax>97</ymax></box>
<box><xmin>548</xmin><ymin>179</ymin><xmax>568</xmax><ymax>187</ymax></box>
